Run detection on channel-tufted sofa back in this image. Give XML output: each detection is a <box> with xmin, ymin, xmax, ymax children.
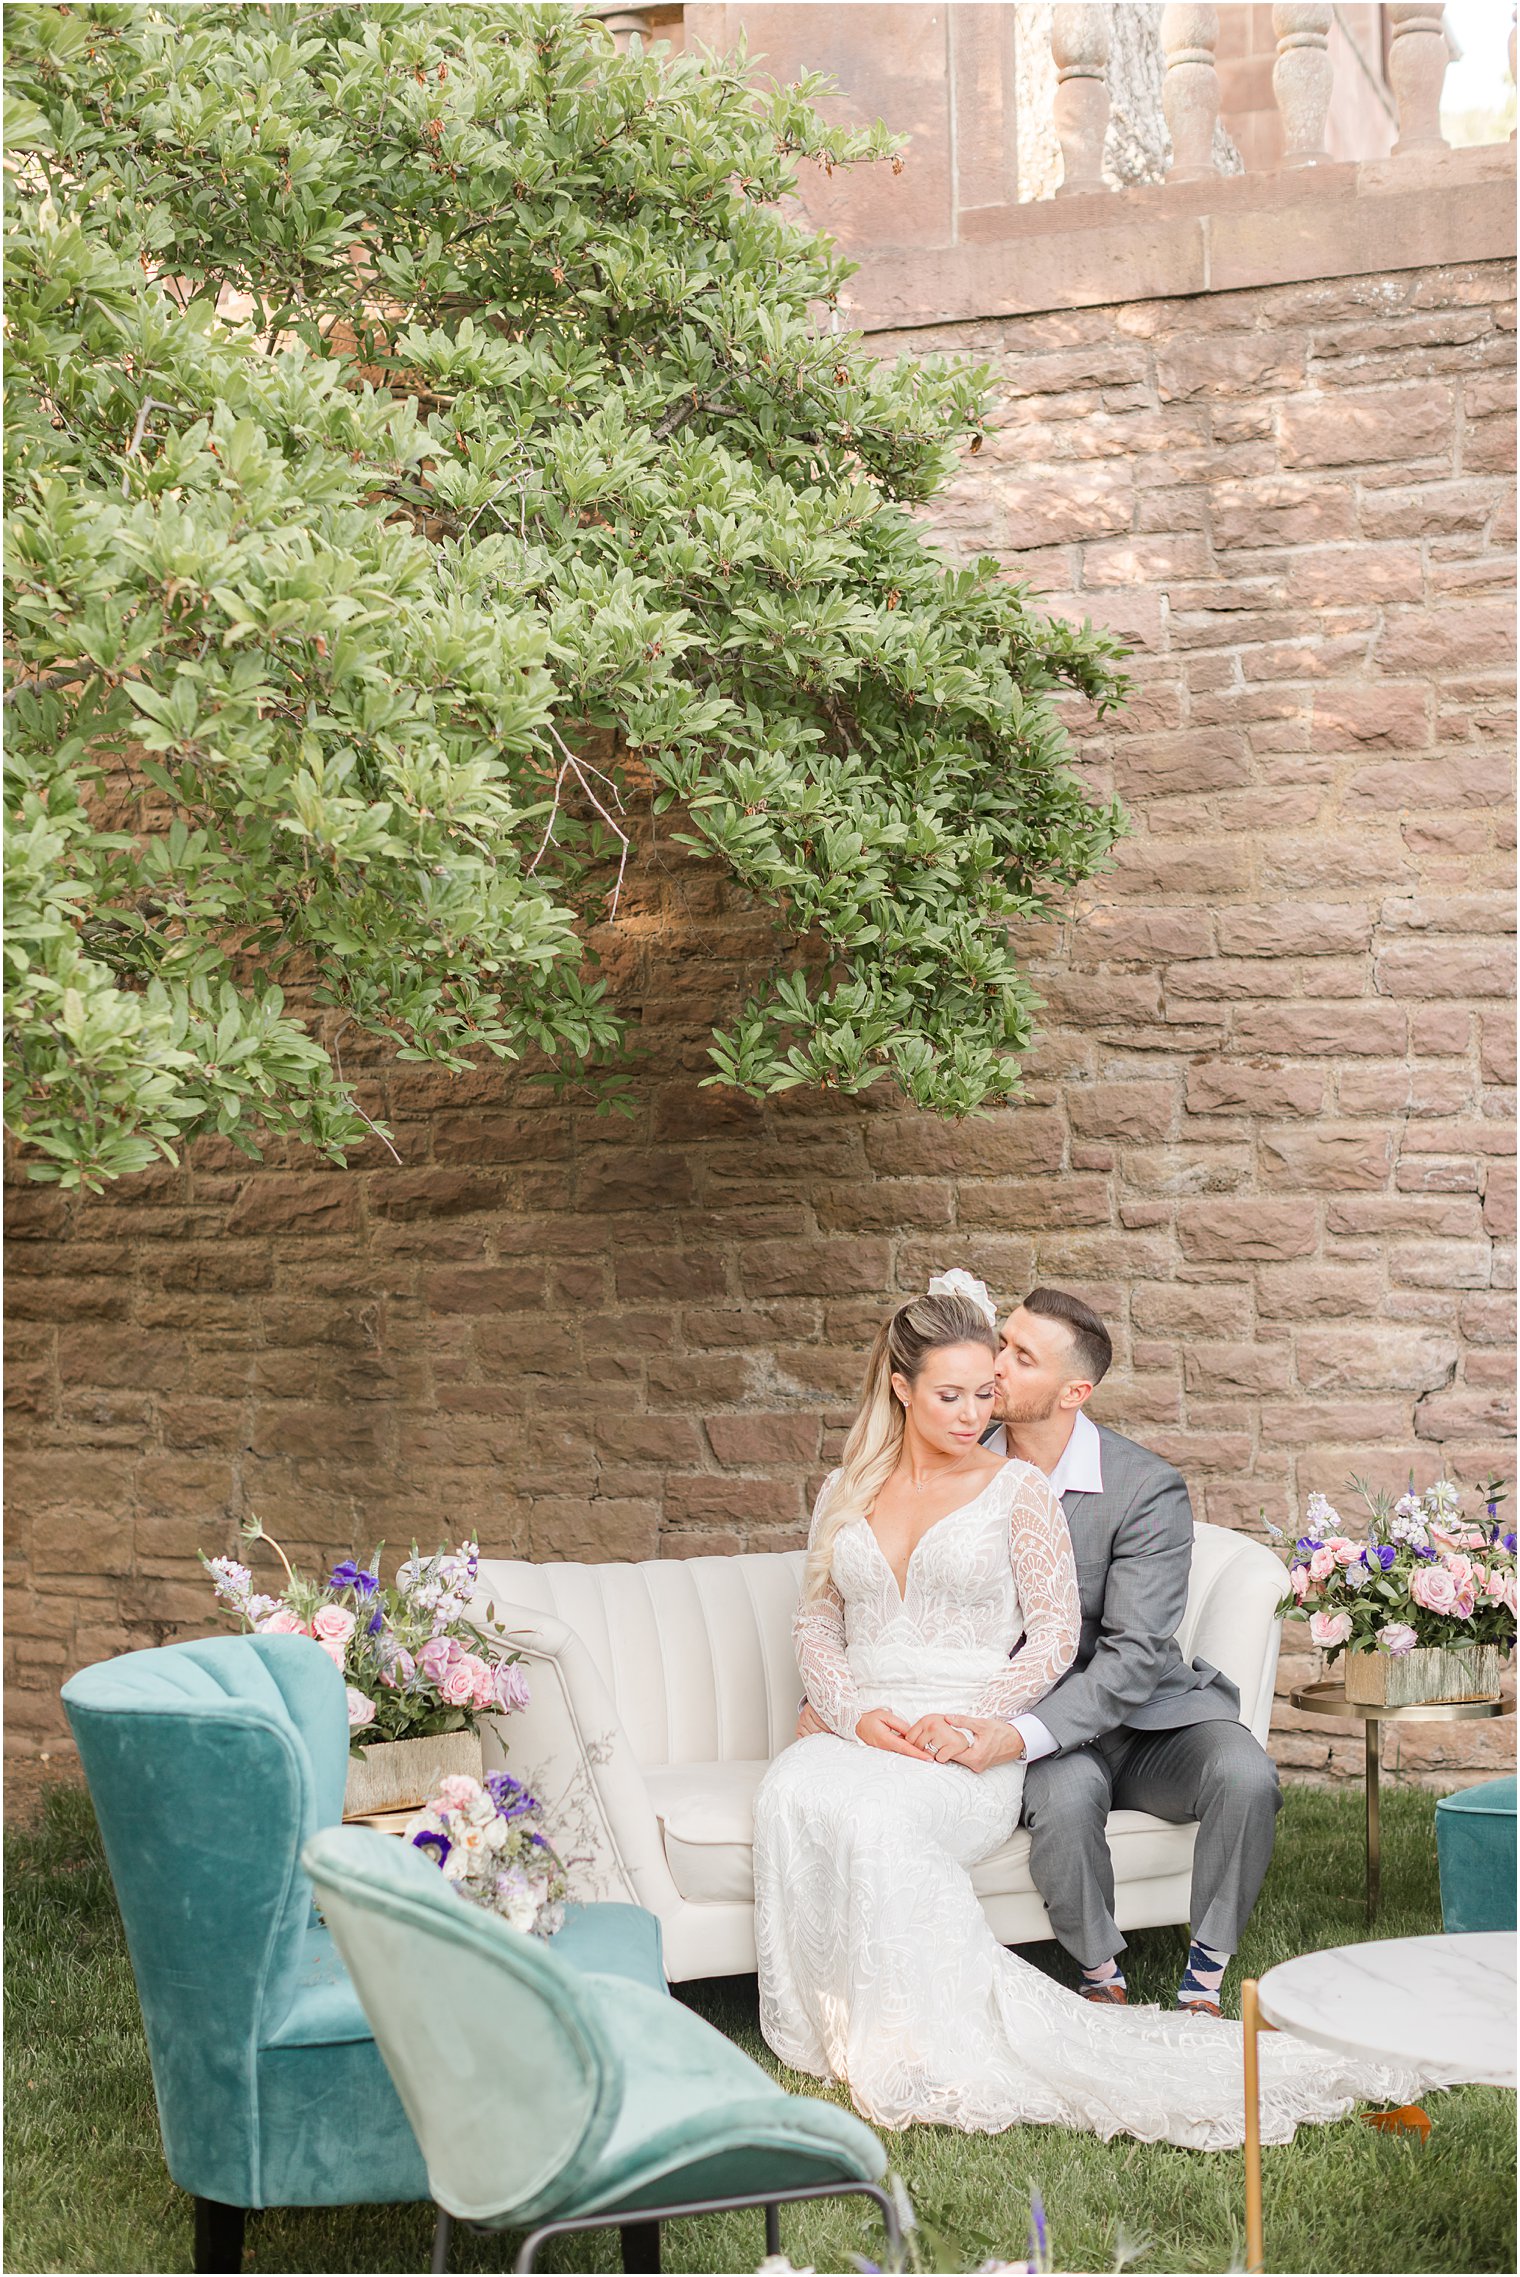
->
<box><xmin>477</xmin><ymin>1521</ymin><xmax>1282</xmax><ymax>1767</ymax></box>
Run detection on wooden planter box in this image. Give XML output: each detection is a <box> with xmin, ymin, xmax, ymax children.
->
<box><xmin>1342</xmin><ymin>1644</ymin><xmax>1504</xmax><ymax>1708</ymax></box>
<box><xmin>343</xmin><ymin>1729</ymin><xmax>484</xmax><ymax>1819</ymax></box>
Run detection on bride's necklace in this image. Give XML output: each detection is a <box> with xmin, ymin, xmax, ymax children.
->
<box><xmin>904</xmin><ymin>1450</ymin><xmax>984</xmax><ymax>1494</ymax></box>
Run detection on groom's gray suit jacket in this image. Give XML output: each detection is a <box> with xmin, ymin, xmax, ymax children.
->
<box><xmin>1011</xmin><ymin>1423</ymin><xmax>1240</xmax><ymax>1755</ymax></box>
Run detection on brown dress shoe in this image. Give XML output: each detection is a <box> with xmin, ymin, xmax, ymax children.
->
<box><xmin>1080</xmin><ymin>1980</ymin><xmax>1128</xmax><ymax>2004</ymax></box>
<box><xmin>1178</xmin><ymin>1997</ymin><xmax>1223</xmax><ymax>2018</ymax></box>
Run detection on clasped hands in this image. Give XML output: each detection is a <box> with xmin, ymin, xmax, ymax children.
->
<box><xmin>794</xmin><ymin>1700</ymin><xmax>1025</xmax><ymax>1773</ymax></box>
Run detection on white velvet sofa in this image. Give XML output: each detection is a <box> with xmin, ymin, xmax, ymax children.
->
<box><xmin>474</xmin><ymin>1523</ymin><xmax>1284</xmax><ymax>1984</ymax></box>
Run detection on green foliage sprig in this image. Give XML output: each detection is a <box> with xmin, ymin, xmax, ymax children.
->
<box><xmin>5</xmin><ymin>3</ymin><xmax>1125</xmax><ymax>1187</ymax></box>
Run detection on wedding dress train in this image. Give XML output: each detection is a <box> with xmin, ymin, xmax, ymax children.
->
<box><xmin>753</xmin><ymin>1462</ymin><xmax>1429</xmax><ymax>2147</ymax></box>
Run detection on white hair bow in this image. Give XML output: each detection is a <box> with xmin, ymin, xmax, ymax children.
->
<box><xmin>926</xmin><ymin>1269</ymin><xmax>998</xmax><ymax>1328</ymax></box>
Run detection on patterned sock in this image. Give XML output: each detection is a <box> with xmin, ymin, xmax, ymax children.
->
<box><xmin>1178</xmin><ymin>1937</ymin><xmax>1229</xmax><ymax>2007</ymax></box>
<box><xmin>1080</xmin><ymin>1954</ymin><xmax>1126</xmax><ymax>1993</ymax></box>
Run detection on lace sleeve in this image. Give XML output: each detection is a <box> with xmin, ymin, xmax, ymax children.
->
<box><xmin>973</xmin><ymin>1464</ymin><xmax>1081</xmax><ymax>1721</ymax></box>
<box><xmin>792</xmin><ymin>1476</ymin><xmax>863</xmax><ymax>1742</ymax></box>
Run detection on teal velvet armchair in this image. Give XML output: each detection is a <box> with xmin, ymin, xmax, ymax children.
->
<box><xmin>61</xmin><ymin>1633</ymin><xmax>430</xmax><ymax>2274</ymax></box>
<box><xmin>303</xmin><ymin>1824</ymin><xmax>896</xmax><ymax>2275</ymax></box>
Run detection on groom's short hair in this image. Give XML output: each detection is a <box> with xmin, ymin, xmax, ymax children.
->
<box><xmin>1021</xmin><ymin>1287</ymin><xmax>1113</xmax><ymax>1388</ymax></box>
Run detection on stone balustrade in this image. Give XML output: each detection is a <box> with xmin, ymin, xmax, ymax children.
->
<box><xmin>589</xmin><ymin>4</ymin><xmax>1487</xmax><ymax>200</ymax></box>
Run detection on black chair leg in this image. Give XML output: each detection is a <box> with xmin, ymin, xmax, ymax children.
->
<box><xmin>193</xmin><ymin>2199</ymin><xmax>246</xmax><ymax>2276</ymax></box>
<box><xmin>431</xmin><ymin>2206</ymin><xmax>453</xmax><ymax>2275</ymax></box>
<box><xmin>620</xmin><ymin>2218</ymin><xmax>662</xmax><ymax>2272</ymax></box>
<box><xmin>765</xmin><ymin>2203</ymin><xmax>781</xmax><ymax>2256</ymax></box>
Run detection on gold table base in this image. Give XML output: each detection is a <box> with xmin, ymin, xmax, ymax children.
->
<box><xmin>1289</xmin><ymin>1680</ymin><xmax>1514</xmax><ymax>1919</ymax></box>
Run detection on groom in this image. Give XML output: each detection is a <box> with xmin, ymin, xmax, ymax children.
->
<box><xmin>982</xmin><ymin>1286</ymin><xmax>1282</xmax><ymax>2015</ymax></box>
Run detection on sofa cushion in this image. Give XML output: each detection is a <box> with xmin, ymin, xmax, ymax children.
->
<box><xmin>645</xmin><ymin>1760</ymin><xmax>1199</xmax><ymax>1907</ymax></box>
<box><xmin>646</xmin><ymin>1761</ymin><xmax>770</xmax><ymax>1903</ymax></box>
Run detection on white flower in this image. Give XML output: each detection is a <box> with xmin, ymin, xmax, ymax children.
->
<box><xmin>756</xmin><ymin>2260</ymin><xmax>815</xmax><ymax>2275</ymax></box>
<box><xmin>926</xmin><ymin>1268</ymin><xmax>998</xmax><ymax>1328</ymax></box>
<box><xmin>1304</xmin><ymin>1492</ymin><xmax>1340</xmax><ymax>1532</ymax></box>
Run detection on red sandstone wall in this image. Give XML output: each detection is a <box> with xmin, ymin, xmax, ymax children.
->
<box><xmin>5</xmin><ymin>253</ymin><xmax>1515</xmax><ymax>1788</ymax></box>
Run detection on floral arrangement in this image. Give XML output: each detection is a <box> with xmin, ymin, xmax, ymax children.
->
<box><xmin>405</xmin><ymin>1771</ymin><xmax>570</xmax><ymax>1937</ymax></box>
<box><xmin>1275</xmin><ymin>1478</ymin><xmax>1516</xmax><ymax>1663</ymax></box>
<box><xmin>202</xmin><ymin>1519</ymin><xmax>529</xmax><ymax>1749</ymax></box>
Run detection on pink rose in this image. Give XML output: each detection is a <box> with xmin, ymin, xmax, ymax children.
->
<box><xmin>1503</xmin><ymin>1572</ymin><xmax>1517</xmax><ymax>1616</ymax></box>
<box><xmin>495</xmin><ymin>1661</ymin><xmax>531</xmax><ymax>1713</ymax></box>
<box><xmin>1309</xmin><ymin>1610</ymin><xmax>1353</xmax><ymax>1648</ymax></box>
<box><xmin>1452</xmin><ymin>1588</ymin><xmax>1476</xmax><ymax>1621</ymax></box>
<box><xmin>1328</xmin><ymin>1538</ymin><xmax>1361</xmax><ymax>1566</ymax></box>
<box><xmin>1477</xmin><ymin>1565</ymin><xmax>1507</xmax><ymax>1600</ymax></box>
<box><xmin>1378</xmin><ymin>1623</ymin><xmax>1418</xmax><ymax>1655</ymax></box>
<box><xmin>416</xmin><ymin>1636</ymin><xmax>457</xmax><ymax>1686</ymax></box>
<box><xmin>1410</xmin><ymin>1564</ymin><xmax>1458</xmax><ymax>1614</ymax></box>
<box><xmin>435</xmin><ymin>1774</ymin><xmax>482</xmax><ymax>1811</ymax></box>
<box><xmin>381</xmin><ymin>1647</ymin><xmax>416</xmax><ymax>1690</ymax></box>
<box><xmin>345</xmin><ymin>1686</ymin><xmax>376</xmax><ymax>1728</ymax></box>
<box><xmin>1309</xmin><ymin>1548</ymin><xmax>1337</xmax><ymax>1582</ymax></box>
<box><xmin>312</xmin><ymin>1604</ymin><xmax>356</xmax><ymax>1647</ymax></box>
<box><xmin>439</xmin><ymin>1654</ymin><xmax>486</xmax><ymax>1707</ymax></box>
<box><xmin>315</xmin><ymin>1635</ymin><xmax>347</xmax><ymax>1668</ymax></box>
<box><xmin>470</xmin><ymin>1664</ymin><xmax>497</xmax><ymax>1712</ymax></box>
<box><xmin>256</xmin><ymin>1608</ymin><xmax>311</xmax><ymax>1636</ymax></box>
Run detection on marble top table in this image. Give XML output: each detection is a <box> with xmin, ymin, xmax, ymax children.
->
<box><xmin>1257</xmin><ymin>1931</ymin><xmax>1517</xmax><ymax>2088</ymax></box>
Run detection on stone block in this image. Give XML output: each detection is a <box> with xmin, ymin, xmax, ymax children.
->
<box><xmin>1076</xmin><ymin>908</ymin><xmax>1215</xmax><ymax>963</ymax></box>
<box><xmin>1256</xmin><ymin>1262</ymin><xmax>1384</xmax><ymax>1319</ymax></box>
<box><xmin>1186</xmin><ymin>1064</ymin><xmax>1327</xmax><ymax>1117</ymax></box>
<box><xmin>1066</xmin><ymin>1083</ymin><xmax>1176</xmax><ymax>1142</ymax></box>
<box><xmin>1326</xmin><ymin>1195</ymin><xmax>1484</xmax><ymax>1238</ymax></box>
<box><xmin>1156</xmin><ymin>331</ymin><xmax>1308</xmax><ymax>401</ymax></box>
<box><xmin>1131</xmin><ymin>1283</ymin><xmax>1253</xmax><ymax>1337</ymax></box>
<box><xmin>1112</xmin><ymin>731</ymin><xmax>1252</xmax><ymax>797</ymax></box>
<box><xmin>1309</xmin><ymin>684</ymin><xmax>1431</xmax><ymax>752</ymax></box>
<box><xmin>1390</xmin><ymin>1242</ymin><xmax>1495</xmax><ymax>1291</ymax></box>
<box><xmin>576</xmin><ymin>1151</ymin><xmax>694</xmax><ymax>1212</ymax></box>
<box><xmin>865</xmin><ymin>1110</ymin><xmax>1064</xmax><ymax>1179</ymax></box>
<box><xmin>1176</xmin><ymin>1200</ymin><xmax>1318</xmax><ymax>1261</ymax></box>
<box><xmin>1396</xmin><ymin>1157</ymin><xmax>1482</xmax><ymax>1193</ymax></box>
<box><xmin>1232</xmin><ymin>1003</ymin><xmax>1408</xmax><ymax>1057</ymax></box>
<box><xmin>1345</xmin><ymin>752</ymin><xmax>1511</xmax><ymax>811</ymax></box>
<box><xmin>1295</xmin><ymin>1327</ymin><xmax>1457</xmax><ymax>1395</ymax></box>
<box><xmin>1337</xmin><ymin>1064</ymin><xmax>1474</xmax><ymax>1116</ymax></box>
<box><xmin>1182</xmin><ymin>1343</ymin><xmax>1291</xmax><ymax>1396</ymax></box>
<box><xmin>1415</xmin><ymin>1389</ymin><xmax>1517</xmax><ymax>1440</ymax></box>
<box><xmin>1211</xmin><ymin>479</ymin><xmax>1357</xmax><ymax>549</ymax></box>
<box><xmin>612</xmin><ymin>1249</ymin><xmax>728</xmax><ymax>1302</ymax></box>
<box><xmin>1376</xmin><ymin>942</ymin><xmax>1516</xmax><ymax>1001</ymax></box>
<box><xmin>1260</xmin><ymin>1129</ymin><xmax>1393</xmax><ymax>1191</ymax></box>
<box><xmin>1215</xmin><ymin>903</ymin><xmax>1373</xmax><ymax>958</ymax></box>
<box><xmin>706</xmin><ymin>1413</ymin><xmax>822</xmax><ymax>1468</ymax></box>
<box><xmin>1280</xmin><ymin>383</ymin><xmax>1452</xmax><ymax>469</ymax></box>
<box><xmin>1484</xmin><ymin>1159</ymin><xmax>1517</xmax><ymax>1238</ymax></box>
<box><xmin>225</xmin><ymin>1174</ymin><xmax>358</xmax><ymax>1238</ymax></box>
<box><xmin>423</xmin><ymin>1266</ymin><xmax>546</xmax><ymax>1314</ymax></box>
<box><xmin>814</xmin><ymin>1179</ymin><xmax>954</xmax><ymax>1232</ymax></box>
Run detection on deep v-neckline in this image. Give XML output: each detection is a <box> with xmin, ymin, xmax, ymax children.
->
<box><xmin>865</xmin><ymin>1468</ymin><xmax>1004</xmax><ymax>1605</ymax></box>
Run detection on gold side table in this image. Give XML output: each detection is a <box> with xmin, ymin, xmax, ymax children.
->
<box><xmin>1290</xmin><ymin>1681</ymin><xmax>1515</xmax><ymax>1918</ymax></box>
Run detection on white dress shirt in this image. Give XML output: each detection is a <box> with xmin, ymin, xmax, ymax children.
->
<box><xmin>989</xmin><ymin>1408</ymin><xmax>1103</xmax><ymax>1763</ymax></box>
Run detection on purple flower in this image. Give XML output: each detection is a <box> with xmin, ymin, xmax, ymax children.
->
<box><xmin>494</xmin><ymin>1661</ymin><xmax>531</xmax><ymax>1714</ymax></box>
<box><xmin>1366</xmin><ymin>1544</ymin><xmax>1397</xmax><ymax>1572</ymax></box>
<box><xmin>1503</xmin><ymin>1532</ymin><xmax>1517</xmax><ymax>1554</ymax></box>
<box><xmin>411</xmin><ymin>1829</ymin><xmax>452</xmax><ymax>1867</ymax></box>
<box><xmin>367</xmin><ymin>1608</ymin><xmax>384</xmax><ymax>1635</ymax></box>
<box><xmin>328</xmin><ymin>1560</ymin><xmax>379</xmax><ymax>1596</ymax></box>
<box><xmin>1294</xmin><ymin>1537</ymin><xmax>1323</xmax><ymax>1558</ymax></box>
<box><xmin>486</xmin><ymin>1770</ymin><xmax>540</xmax><ymax>1820</ymax></box>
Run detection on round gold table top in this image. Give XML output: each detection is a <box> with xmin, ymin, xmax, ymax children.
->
<box><xmin>1291</xmin><ymin>1680</ymin><xmax>1517</xmax><ymax>1725</ymax></box>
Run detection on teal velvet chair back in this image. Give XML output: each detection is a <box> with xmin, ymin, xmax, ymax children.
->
<box><xmin>1436</xmin><ymin>1775</ymin><xmax>1518</xmax><ymax>1934</ymax></box>
<box><xmin>61</xmin><ymin>1634</ymin><xmax>351</xmax><ymax>2205</ymax></box>
<box><xmin>304</xmin><ymin>1827</ymin><xmax>627</xmax><ymax>2223</ymax></box>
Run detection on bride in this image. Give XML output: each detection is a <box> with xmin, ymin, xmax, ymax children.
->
<box><xmin>752</xmin><ymin>1277</ymin><xmax>1426</xmax><ymax>2147</ymax></box>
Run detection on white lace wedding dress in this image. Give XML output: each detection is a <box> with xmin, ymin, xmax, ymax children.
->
<box><xmin>753</xmin><ymin>1460</ymin><xmax>1427</xmax><ymax>2147</ymax></box>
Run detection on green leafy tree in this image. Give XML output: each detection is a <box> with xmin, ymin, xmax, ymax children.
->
<box><xmin>4</xmin><ymin>3</ymin><xmax>1125</xmax><ymax>1190</ymax></box>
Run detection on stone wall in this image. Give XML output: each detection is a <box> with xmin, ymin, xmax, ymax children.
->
<box><xmin>6</xmin><ymin>210</ymin><xmax>1515</xmax><ymax>1788</ymax></box>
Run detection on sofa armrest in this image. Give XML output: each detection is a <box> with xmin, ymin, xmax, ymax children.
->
<box><xmin>472</xmin><ymin>1592</ymin><xmax>684</xmax><ymax>1923</ymax></box>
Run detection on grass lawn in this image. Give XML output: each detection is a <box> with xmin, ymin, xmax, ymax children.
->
<box><xmin>5</xmin><ymin>1780</ymin><xmax>1514</xmax><ymax>2276</ymax></box>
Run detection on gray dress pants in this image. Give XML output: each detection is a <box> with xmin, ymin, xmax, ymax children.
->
<box><xmin>1020</xmin><ymin>1719</ymin><xmax>1282</xmax><ymax>1967</ymax></box>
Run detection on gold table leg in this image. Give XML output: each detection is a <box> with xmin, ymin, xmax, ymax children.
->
<box><xmin>1364</xmin><ymin>1716</ymin><xmax>1380</xmax><ymax>1919</ymax></box>
<box><xmin>1243</xmin><ymin>1978</ymin><xmax>1264</xmax><ymax>2275</ymax></box>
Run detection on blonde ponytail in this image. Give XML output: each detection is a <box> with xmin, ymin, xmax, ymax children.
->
<box><xmin>802</xmin><ymin>1290</ymin><xmax>998</xmax><ymax>1599</ymax></box>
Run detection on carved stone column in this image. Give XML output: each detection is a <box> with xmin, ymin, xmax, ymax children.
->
<box><xmin>596</xmin><ymin>7</ymin><xmax>654</xmax><ymax>50</ymax></box>
<box><xmin>1161</xmin><ymin>5</ymin><xmax>1221</xmax><ymax>183</ymax></box>
<box><xmin>1271</xmin><ymin>5</ymin><xmax>1333</xmax><ymax>168</ymax></box>
<box><xmin>1388</xmin><ymin>4</ymin><xmax>1450</xmax><ymax>154</ymax></box>
<box><xmin>1052</xmin><ymin>4</ymin><xmax>1112</xmax><ymax>196</ymax></box>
